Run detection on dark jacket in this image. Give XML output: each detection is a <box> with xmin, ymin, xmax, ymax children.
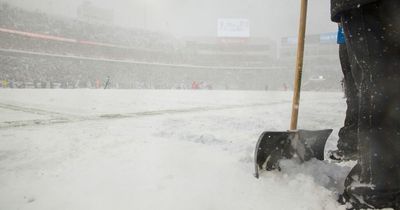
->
<box><xmin>331</xmin><ymin>0</ymin><xmax>379</xmax><ymax>22</ymax></box>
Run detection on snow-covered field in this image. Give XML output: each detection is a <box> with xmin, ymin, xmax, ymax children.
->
<box><xmin>0</xmin><ymin>89</ymin><xmax>352</xmax><ymax>210</ymax></box>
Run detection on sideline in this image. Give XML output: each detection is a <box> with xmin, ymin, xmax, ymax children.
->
<box><xmin>0</xmin><ymin>101</ymin><xmax>290</xmax><ymax>129</ymax></box>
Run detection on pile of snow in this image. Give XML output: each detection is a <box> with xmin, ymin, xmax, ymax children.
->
<box><xmin>0</xmin><ymin>89</ymin><xmax>351</xmax><ymax>210</ymax></box>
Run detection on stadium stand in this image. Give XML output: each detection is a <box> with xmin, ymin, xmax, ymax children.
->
<box><xmin>0</xmin><ymin>2</ymin><xmax>323</xmax><ymax>90</ymax></box>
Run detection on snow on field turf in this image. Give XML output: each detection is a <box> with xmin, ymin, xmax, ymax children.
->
<box><xmin>0</xmin><ymin>89</ymin><xmax>350</xmax><ymax>210</ymax></box>
<box><xmin>0</xmin><ymin>107</ymin><xmax>50</xmax><ymax>122</ymax></box>
<box><xmin>0</xmin><ymin>89</ymin><xmax>292</xmax><ymax>116</ymax></box>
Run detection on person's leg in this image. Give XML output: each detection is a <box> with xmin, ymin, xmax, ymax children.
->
<box><xmin>335</xmin><ymin>44</ymin><xmax>359</xmax><ymax>159</ymax></box>
<box><xmin>340</xmin><ymin>0</ymin><xmax>400</xmax><ymax>208</ymax></box>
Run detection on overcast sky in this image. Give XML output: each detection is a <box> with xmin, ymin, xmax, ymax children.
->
<box><xmin>3</xmin><ymin>0</ymin><xmax>336</xmax><ymax>40</ymax></box>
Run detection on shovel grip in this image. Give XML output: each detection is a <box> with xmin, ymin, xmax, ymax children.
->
<box><xmin>290</xmin><ymin>0</ymin><xmax>308</xmax><ymax>130</ymax></box>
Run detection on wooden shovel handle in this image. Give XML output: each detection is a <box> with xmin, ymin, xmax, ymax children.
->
<box><xmin>290</xmin><ymin>0</ymin><xmax>308</xmax><ymax>130</ymax></box>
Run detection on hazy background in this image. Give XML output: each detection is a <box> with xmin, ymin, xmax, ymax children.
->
<box><xmin>0</xmin><ymin>0</ymin><xmax>341</xmax><ymax>91</ymax></box>
<box><xmin>3</xmin><ymin>0</ymin><xmax>336</xmax><ymax>40</ymax></box>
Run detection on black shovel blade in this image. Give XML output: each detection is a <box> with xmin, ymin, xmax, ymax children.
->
<box><xmin>295</xmin><ymin>129</ymin><xmax>333</xmax><ymax>162</ymax></box>
<box><xmin>254</xmin><ymin>129</ymin><xmax>332</xmax><ymax>178</ymax></box>
<box><xmin>254</xmin><ymin>131</ymin><xmax>296</xmax><ymax>178</ymax></box>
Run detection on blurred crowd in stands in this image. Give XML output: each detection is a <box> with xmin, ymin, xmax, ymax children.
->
<box><xmin>0</xmin><ymin>2</ymin><xmax>338</xmax><ymax>90</ymax></box>
<box><xmin>0</xmin><ymin>54</ymin><xmax>189</xmax><ymax>89</ymax></box>
<box><xmin>0</xmin><ymin>2</ymin><xmax>195</xmax><ymax>89</ymax></box>
<box><xmin>0</xmin><ymin>3</ymin><xmax>179</xmax><ymax>51</ymax></box>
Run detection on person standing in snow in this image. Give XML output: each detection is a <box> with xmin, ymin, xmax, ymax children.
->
<box><xmin>331</xmin><ymin>0</ymin><xmax>400</xmax><ymax>208</ymax></box>
<box><xmin>104</xmin><ymin>76</ymin><xmax>111</xmax><ymax>89</ymax></box>
<box><xmin>328</xmin><ymin>24</ymin><xmax>359</xmax><ymax>161</ymax></box>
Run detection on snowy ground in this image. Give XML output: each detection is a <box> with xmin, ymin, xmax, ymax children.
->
<box><xmin>0</xmin><ymin>89</ymin><xmax>353</xmax><ymax>210</ymax></box>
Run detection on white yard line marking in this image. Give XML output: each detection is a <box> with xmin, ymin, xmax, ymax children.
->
<box><xmin>0</xmin><ymin>100</ymin><xmax>290</xmax><ymax>129</ymax></box>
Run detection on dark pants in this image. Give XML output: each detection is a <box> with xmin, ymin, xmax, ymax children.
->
<box><xmin>337</xmin><ymin>44</ymin><xmax>358</xmax><ymax>155</ymax></box>
<box><xmin>340</xmin><ymin>0</ymin><xmax>400</xmax><ymax>208</ymax></box>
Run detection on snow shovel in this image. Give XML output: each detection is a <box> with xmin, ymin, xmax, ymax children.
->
<box><xmin>254</xmin><ymin>0</ymin><xmax>332</xmax><ymax>178</ymax></box>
